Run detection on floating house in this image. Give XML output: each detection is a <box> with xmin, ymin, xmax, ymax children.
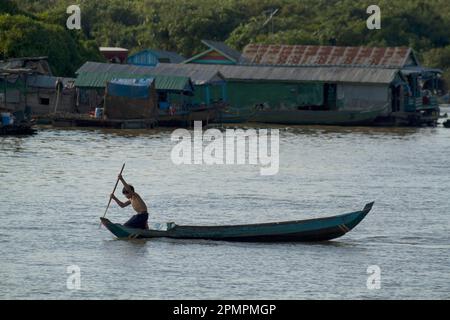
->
<box><xmin>0</xmin><ymin>57</ymin><xmax>76</xmax><ymax>116</ymax></box>
<box><xmin>239</xmin><ymin>44</ymin><xmax>442</xmax><ymax>125</ymax></box>
<box><xmin>142</xmin><ymin>62</ymin><xmax>405</xmax><ymax>125</ymax></box>
<box><xmin>177</xmin><ymin>42</ymin><xmax>443</xmax><ymax>126</ymax></box>
<box><xmin>26</xmin><ymin>75</ymin><xmax>76</xmax><ymax>115</ymax></box>
<box><xmin>0</xmin><ymin>57</ymin><xmax>52</xmax><ymax>112</ymax></box>
<box><xmin>127</xmin><ymin>49</ymin><xmax>185</xmax><ymax>66</ymax></box>
<box><xmin>0</xmin><ymin>57</ymin><xmax>53</xmax><ymax>134</ymax></box>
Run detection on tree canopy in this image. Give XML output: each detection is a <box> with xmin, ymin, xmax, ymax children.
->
<box><xmin>2</xmin><ymin>0</ymin><xmax>450</xmax><ymax>83</ymax></box>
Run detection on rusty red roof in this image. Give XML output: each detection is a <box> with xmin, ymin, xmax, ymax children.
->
<box><xmin>241</xmin><ymin>44</ymin><xmax>418</xmax><ymax>68</ymax></box>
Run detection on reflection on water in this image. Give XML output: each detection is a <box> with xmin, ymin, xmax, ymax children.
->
<box><xmin>0</xmin><ymin>122</ymin><xmax>449</xmax><ymax>299</ymax></box>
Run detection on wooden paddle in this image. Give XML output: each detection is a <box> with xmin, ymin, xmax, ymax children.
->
<box><xmin>99</xmin><ymin>163</ymin><xmax>126</xmax><ymax>228</ymax></box>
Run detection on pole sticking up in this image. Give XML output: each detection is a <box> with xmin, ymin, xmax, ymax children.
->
<box><xmin>99</xmin><ymin>163</ymin><xmax>126</xmax><ymax>228</ymax></box>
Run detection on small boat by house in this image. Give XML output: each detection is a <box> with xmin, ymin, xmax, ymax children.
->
<box><xmin>214</xmin><ymin>107</ymin><xmax>257</xmax><ymax>124</ymax></box>
<box><xmin>250</xmin><ymin>109</ymin><xmax>382</xmax><ymax>126</ymax></box>
<box><xmin>1</xmin><ymin>110</ymin><xmax>36</xmax><ymax>136</ymax></box>
<box><xmin>158</xmin><ymin>104</ymin><xmax>220</xmax><ymax>127</ymax></box>
<box><xmin>49</xmin><ymin>113</ymin><xmax>157</xmax><ymax>129</ymax></box>
<box><xmin>101</xmin><ymin>202</ymin><xmax>374</xmax><ymax>242</ymax></box>
<box><xmin>157</xmin><ymin>107</ymin><xmax>192</xmax><ymax>127</ymax></box>
<box><xmin>0</xmin><ymin>123</ymin><xmax>36</xmax><ymax>135</ymax></box>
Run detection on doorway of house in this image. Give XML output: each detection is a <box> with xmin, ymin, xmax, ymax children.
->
<box><xmin>391</xmin><ymin>84</ymin><xmax>403</xmax><ymax>112</ymax></box>
<box><xmin>324</xmin><ymin>83</ymin><xmax>337</xmax><ymax>110</ymax></box>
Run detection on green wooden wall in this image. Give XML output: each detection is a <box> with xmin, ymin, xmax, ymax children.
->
<box><xmin>188</xmin><ymin>81</ymin><xmax>328</xmax><ymax>111</ymax></box>
<box><xmin>210</xmin><ymin>81</ymin><xmax>324</xmax><ymax>110</ymax></box>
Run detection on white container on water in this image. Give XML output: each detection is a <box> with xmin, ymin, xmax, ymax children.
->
<box><xmin>95</xmin><ymin>108</ymin><xmax>104</xmax><ymax>119</ymax></box>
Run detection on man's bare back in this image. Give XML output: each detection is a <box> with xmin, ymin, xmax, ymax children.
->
<box><xmin>130</xmin><ymin>192</ymin><xmax>147</xmax><ymax>213</ymax></box>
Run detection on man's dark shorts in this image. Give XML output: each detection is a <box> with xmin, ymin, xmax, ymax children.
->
<box><xmin>124</xmin><ymin>212</ymin><xmax>149</xmax><ymax>229</ymax></box>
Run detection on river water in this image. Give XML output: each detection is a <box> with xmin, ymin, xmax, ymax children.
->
<box><xmin>1</xmin><ymin>108</ymin><xmax>449</xmax><ymax>299</ymax></box>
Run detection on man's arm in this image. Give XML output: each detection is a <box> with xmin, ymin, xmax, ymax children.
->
<box><xmin>111</xmin><ymin>194</ymin><xmax>131</xmax><ymax>208</ymax></box>
<box><xmin>118</xmin><ymin>174</ymin><xmax>133</xmax><ymax>194</ymax></box>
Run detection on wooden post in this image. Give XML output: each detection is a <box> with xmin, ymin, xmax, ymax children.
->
<box><xmin>3</xmin><ymin>74</ymin><xmax>7</xmax><ymax>110</ymax></box>
<box><xmin>53</xmin><ymin>79</ymin><xmax>61</xmax><ymax>114</ymax></box>
<box><xmin>103</xmin><ymin>85</ymin><xmax>108</xmax><ymax>119</ymax></box>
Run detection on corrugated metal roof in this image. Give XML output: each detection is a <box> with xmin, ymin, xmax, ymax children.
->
<box><xmin>127</xmin><ymin>49</ymin><xmax>185</xmax><ymax>65</ymax></box>
<box><xmin>76</xmin><ymin>62</ymin><xmax>224</xmax><ymax>85</ymax></box>
<box><xmin>75</xmin><ymin>71</ymin><xmax>194</xmax><ymax>93</ymax></box>
<box><xmin>77</xmin><ymin>62</ymin><xmax>152</xmax><ymax>74</ymax></box>
<box><xmin>152</xmin><ymin>50</ymin><xmax>185</xmax><ymax>63</ymax></box>
<box><xmin>27</xmin><ymin>75</ymin><xmax>75</xmax><ymax>88</ymax></box>
<box><xmin>77</xmin><ymin>61</ymin><xmax>399</xmax><ymax>85</ymax></box>
<box><xmin>0</xmin><ymin>56</ymin><xmax>48</xmax><ymax>65</ymax></box>
<box><xmin>201</xmin><ymin>40</ymin><xmax>242</xmax><ymax>62</ymax></box>
<box><xmin>0</xmin><ymin>57</ymin><xmax>52</xmax><ymax>76</ymax></box>
<box><xmin>242</xmin><ymin>44</ymin><xmax>416</xmax><ymax>68</ymax></box>
<box><xmin>155</xmin><ymin>63</ymin><xmax>400</xmax><ymax>84</ymax></box>
<box><xmin>150</xmin><ymin>64</ymin><xmax>225</xmax><ymax>84</ymax></box>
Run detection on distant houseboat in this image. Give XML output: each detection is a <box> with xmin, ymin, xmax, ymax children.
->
<box><xmin>175</xmin><ymin>41</ymin><xmax>444</xmax><ymax>126</ymax></box>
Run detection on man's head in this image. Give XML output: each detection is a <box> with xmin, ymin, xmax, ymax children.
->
<box><xmin>122</xmin><ymin>185</ymin><xmax>135</xmax><ymax>199</ymax></box>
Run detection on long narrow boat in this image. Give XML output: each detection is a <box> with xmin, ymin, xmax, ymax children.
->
<box><xmin>100</xmin><ymin>202</ymin><xmax>374</xmax><ymax>242</ymax></box>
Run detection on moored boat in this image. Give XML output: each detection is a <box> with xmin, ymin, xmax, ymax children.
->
<box><xmin>101</xmin><ymin>202</ymin><xmax>374</xmax><ymax>242</ymax></box>
<box><xmin>0</xmin><ymin>124</ymin><xmax>36</xmax><ymax>135</ymax></box>
<box><xmin>250</xmin><ymin>109</ymin><xmax>381</xmax><ymax>126</ymax></box>
<box><xmin>158</xmin><ymin>105</ymin><xmax>219</xmax><ymax>127</ymax></box>
<box><xmin>214</xmin><ymin>107</ymin><xmax>257</xmax><ymax>124</ymax></box>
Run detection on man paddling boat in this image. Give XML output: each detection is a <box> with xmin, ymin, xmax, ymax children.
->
<box><xmin>110</xmin><ymin>174</ymin><xmax>149</xmax><ymax>229</ymax></box>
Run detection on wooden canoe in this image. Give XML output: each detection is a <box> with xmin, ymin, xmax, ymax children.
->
<box><xmin>100</xmin><ymin>202</ymin><xmax>374</xmax><ymax>242</ymax></box>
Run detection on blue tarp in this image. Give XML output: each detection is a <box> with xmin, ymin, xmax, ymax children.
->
<box><xmin>107</xmin><ymin>78</ymin><xmax>154</xmax><ymax>99</ymax></box>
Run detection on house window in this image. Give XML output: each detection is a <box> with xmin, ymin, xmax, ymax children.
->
<box><xmin>40</xmin><ymin>97</ymin><xmax>50</xmax><ymax>105</ymax></box>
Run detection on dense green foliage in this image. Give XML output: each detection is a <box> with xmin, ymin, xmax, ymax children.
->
<box><xmin>3</xmin><ymin>0</ymin><xmax>450</xmax><ymax>82</ymax></box>
<box><xmin>0</xmin><ymin>1</ymin><xmax>102</xmax><ymax>75</ymax></box>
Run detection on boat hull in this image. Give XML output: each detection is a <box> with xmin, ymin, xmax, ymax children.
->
<box><xmin>0</xmin><ymin>124</ymin><xmax>36</xmax><ymax>135</ymax></box>
<box><xmin>158</xmin><ymin>108</ymin><xmax>218</xmax><ymax>127</ymax></box>
<box><xmin>101</xmin><ymin>202</ymin><xmax>374</xmax><ymax>242</ymax></box>
<box><xmin>250</xmin><ymin>109</ymin><xmax>380</xmax><ymax>126</ymax></box>
<box><xmin>213</xmin><ymin>109</ymin><xmax>257</xmax><ymax>124</ymax></box>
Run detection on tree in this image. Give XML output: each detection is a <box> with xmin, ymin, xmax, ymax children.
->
<box><xmin>0</xmin><ymin>14</ymin><xmax>102</xmax><ymax>76</ymax></box>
